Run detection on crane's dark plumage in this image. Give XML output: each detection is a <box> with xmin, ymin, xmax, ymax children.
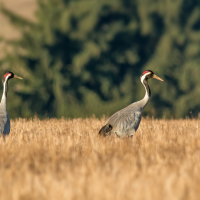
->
<box><xmin>99</xmin><ymin>124</ymin><xmax>113</xmax><ymax>136</ymax></box>
<box><xmin>99</xmin><ymin>70</ymin><xmax>163</xmax><ymax>138</ymax></box>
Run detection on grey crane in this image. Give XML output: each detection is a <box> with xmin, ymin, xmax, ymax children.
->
<box><xmin>0</xmin><ymin>72</ymin><xmax>23</xmax><ymax>135</ymax></box>
<box><xmin>99</xmin><ymin>70</ymin><xmax>163</xmax><ymax>138</ymax></box>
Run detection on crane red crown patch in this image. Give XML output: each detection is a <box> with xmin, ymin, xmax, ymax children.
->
<box><xmin>4</xmin><ymin>73</ymin><xmax>10</xmax><ymax>78</ymax></box>
<box><xmin>142</xmin><ymin>71</ymin><xmax>150</xmax><ymax>75</ymax></box>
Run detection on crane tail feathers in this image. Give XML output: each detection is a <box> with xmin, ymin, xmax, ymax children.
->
<box><xmin>99</xmin><ymin>124</ymin><xmax>113</xmax><ymax>136</ymax></box>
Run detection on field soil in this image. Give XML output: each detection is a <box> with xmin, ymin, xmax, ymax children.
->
<box><xmin>0</xmin><ymin>117</ymin><xmax>200</xmax><ymax>200</ymax></box>
<box><xmin>0</xmin><ymin>0</ymin><xmax>36</xmax><ymax>59</ymax></box>
<box><xmin>0</xmin><ymin>0</ymin><xmax>36</xmax><ymax>39</ymax></box>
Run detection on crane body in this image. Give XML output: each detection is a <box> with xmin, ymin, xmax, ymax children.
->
<box><xmin>99</xmin><ymin>70</ymin><xmax>163</xmax><ymax>138</ymax></box>
<box><xmin>0</xmin><ymin>72</ymin><xmax>22</xmax><ymax>135</ymax></box>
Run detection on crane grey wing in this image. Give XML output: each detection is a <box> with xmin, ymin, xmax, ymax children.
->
<box><xmin>3</xmin><ymin>116</ymin><xmax>10</xmax><ymax>135</ymax></box>
<box><xmin>0</xmin><ymin>110</ymin><xmax>10</xmax><ymax>135</ymax></box>
<box><xmin>107</xmin><ymin>109</ymin><xmax>142</xmax><ymax>138</ymax></box>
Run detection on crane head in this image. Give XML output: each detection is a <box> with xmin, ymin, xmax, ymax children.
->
<box><xmin>2</xmin><ymin>71</ymin><xmax>23</xmax><ymax>83</ymax></box>
<box><xmin>141</xmin><ymin>70</ymin><xmax>164</xmax><ymax>82</ymax></box>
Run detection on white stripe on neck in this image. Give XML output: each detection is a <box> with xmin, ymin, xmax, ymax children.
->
<box><xmin>140</xmin><ymin>72</ymin><xmax>151</xmax><ymax>95</ymax></box>
<box><xmin>1</xmin><ymin>74</ymin><xmax>11</xmax><ymax>104</ymax></box>
<box><xmin>140</xmin><ymin>72</ymin><xmax>151</xmax><ymax>108</ymax></box>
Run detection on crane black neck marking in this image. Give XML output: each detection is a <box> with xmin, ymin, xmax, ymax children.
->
<box><xmin>143</xmin><ymin>78</ymin><xmax>151</xmax><ymax>97</ymax></box>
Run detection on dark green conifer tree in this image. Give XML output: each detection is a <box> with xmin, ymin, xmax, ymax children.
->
<box><xmin>0</xmin><ymin>0</ymin><xmax>200</xmax><ymax>118</ymax></box>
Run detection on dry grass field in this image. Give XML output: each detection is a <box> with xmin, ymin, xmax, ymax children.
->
<box><xmin>0</xmin><ymin>117</ymin><xmax>200</xmax><ymax>200</ymax></box>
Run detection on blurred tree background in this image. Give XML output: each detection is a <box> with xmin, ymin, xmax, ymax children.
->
<box><xmin>0</xmin><ymin>0</ymin><xmax>200</xmax><ymax>119</ymax></box>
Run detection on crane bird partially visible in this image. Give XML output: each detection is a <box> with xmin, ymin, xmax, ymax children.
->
<box><xmin>0</xmin><ymin>72</ymin><xmax>23</xmax><ymax>135</ymax></box>
<box><xmin>99</xmin><ymin>70</ymin><xmax>163</xmax><ymax>138</ymax></box>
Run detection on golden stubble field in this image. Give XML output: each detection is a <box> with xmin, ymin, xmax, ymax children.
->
<box><xmin>0</xmin><ymin>117</ymin><xmax>200</xmax><ymax>200</ymax></box>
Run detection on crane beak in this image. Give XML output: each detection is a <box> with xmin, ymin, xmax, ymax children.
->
<box><xmin>14</xmin><ymin>75</ymin><xmax>23</xmax><ymax>80</ymax></box>
<box><xmin>152</xmin><ymin>74</ymin><xmax>164</xmax><ymax>81</ymax></box>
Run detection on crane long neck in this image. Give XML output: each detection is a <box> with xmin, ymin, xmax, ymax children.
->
<box><xmin>1</xmin><ymin>78</ymin><xmax>9</xmax><ymax>106</ymax></box>
<box><xmin>140</xmin><ymin>78</ymin><xmax>151</xmax><ymax>109</ymax></box>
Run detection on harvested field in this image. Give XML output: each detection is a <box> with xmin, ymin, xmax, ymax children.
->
<box><xmin>0</xmin><ymin>117</ymin><xmax>200</xmax><ymax>200</ymax></box>
<box><xmin>0</xmin><ymin>0</ymin><xmax>36</xmax><ymax>39</ymax></box>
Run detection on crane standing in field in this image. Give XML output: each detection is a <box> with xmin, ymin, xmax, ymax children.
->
<box><xmin>99</xmin><ymin>70</ymin><xmax>163</xmax><ymax>138</ymax></box>
<box><xmin>0</xmin><ymin>72</ymin><xmax>23</xmax><ymax>135</ymax></box>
